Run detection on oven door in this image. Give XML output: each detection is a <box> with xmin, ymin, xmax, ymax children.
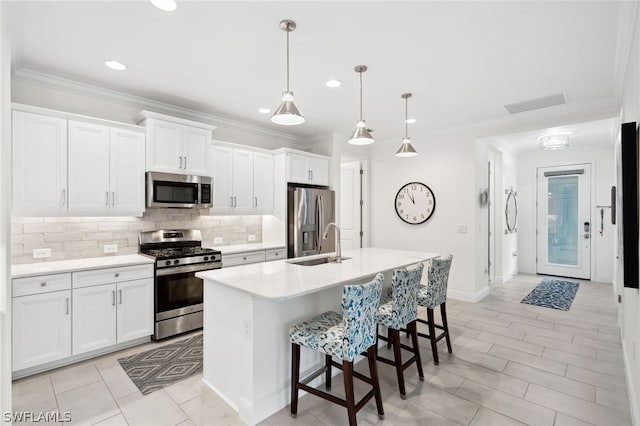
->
<box><xmin>155</xmin><ymin>270</ymin><xmax>203</xmax><ymax>321</ymax></box>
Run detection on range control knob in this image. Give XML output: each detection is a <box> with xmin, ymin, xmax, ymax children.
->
<box><xmin>174</xmin><ymin>259</ymin><xmax>180</xmax><ymax>265</ymax></box>
<box><xmin>204</xmin><ymin>256</ymin><xmax>209</xmax><ymax>261</ymax></box>
<box><xmin>165</xmin><ymin>260</ymin><xmax>171</xmax><ymax>266</ymax></box>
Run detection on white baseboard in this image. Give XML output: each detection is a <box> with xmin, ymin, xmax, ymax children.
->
<box><xmin>622</xmin><ymin>340</ymin><xmax>639</xmax><ymax>426</ymax></box>
<box><xmin>448</xmin><ymin>285</ymin><xmax>490</xmax><ymax>303</ymax></box>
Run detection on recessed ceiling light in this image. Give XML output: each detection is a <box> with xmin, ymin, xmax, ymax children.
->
<box><xmin>104</xmin><ymin>60</ymin><xmax>127</xmax><ymax>71</ymax></box>
<box><xmin>325</xmin><ymin>79</ymin><xmax>342</xmax><ymax>88</ymax></box>
<box><xmin>150</xmin><ymin>0</ymin><xmax>177</xmax><ymax>11</ymax></box>
<box><xmin>405</xmin><ymin>118</ymin><xmax>416</xmax><ymax>124</ymax></box>
<box><xmin>258</xmin><ymin>108</ymin><xmax>271</xmax><ymax>114</ymax></box>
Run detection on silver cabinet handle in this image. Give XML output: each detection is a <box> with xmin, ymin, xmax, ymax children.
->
<box><xmin>230</xmin><ymin>196</ymin><xmax>234</xmax><ymax>208</ymax></box>
<box><xmin>61</xmin><ymin>189</ymin><xmax>66</xmax><ymax>206</ymax></box>
<box><xmin>40</xmin><ymin>282</ymin><xmax>46</xmax><ymax>287</ymax></box>
<box><xmin>111</xmin><ymin>290</ymin><xmax>116</xmax><ymax>306</ymax></box>
<box><xmin>308</xmin><ymin>170</ymin><xmax>311</xmax><ymax>180</ymax></box>
<box><xmin>118</xmin><ymin>289</ymin><xmax>122</xmax><ymax>305</ymax></box>
<box><xmin>65</xmin><ymin>298</ymin><xmax>69</xmax><ymax>315</ymax></box>
<box><xmin>233</xmin><ymin>196</ymin><xmax>237</xmax><ymax>207</ymax></box>
<box><xmin>179</xmin><ymin>156</ymin><xmax>183</xmax><ymax>169</ymax></box>
<box><xmin>112</xmin><ymin>192</ymin><xmax>115</xmax><ymax>206</ymax></box>
<box><xmin>184</xmin><ymin>157</ymin><xmax>187</xmax><ymax>169</ymax></box>
<box><xmin>311</xmin><ymin>170</ymin><xmax>314</xmax><ymax>181</ymax></box>
<box><xmin>105</xmin><ymin>191</ymin><xmax>109</xmax><ymax>206</ymax></box>
<box><xmin>254</xmin><ymin>197</ymin><xmax>257</xmax><ymax>208</ymax></box>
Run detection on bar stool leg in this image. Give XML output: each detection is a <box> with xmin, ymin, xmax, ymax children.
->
<box><xmin>391</xmin><ymin>329</ymin><xmax>407</xmax><ymax>398</ymax></box>
<box><xmin>325</xmin><ymin>354</ymin><xmax>332</xmax><ymax>389</ymax></box>
<box><xmin>441</xmin><ymin>302</ymin><xmax>453</xmax><ymax>354</ymax></box>
<box><xmin>426</xmin><ymin>308</ymin><xmax>439</xmax><ymax>365</ymax></box>
<box><xmin>408</xmin><ymin>320</ymin><xmax>424</xmax><ymax>380</ymax></box>
<box><xmin>290</xmin><ymin>343</ymin><xmax>300</xmax><ymax>417</ymax></box>
<box><xmin>366</xmin><ymin>346</ymin><xmax>385</xmax><ymax>420</ymax></box>
<box><xmin>343</xmin><ymin>360</ymin><xmax>357</xmax><ymax>426</ymax></box>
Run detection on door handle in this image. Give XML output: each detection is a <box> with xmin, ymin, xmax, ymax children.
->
<box><xmin>584</xmin><ymin>233</ymin><xmax>590</xmax><ymax>239</ymax></box>
<box><xmin>111</xmin><ymin>290</ymin><xmax>116</xmax><ymax>306</ymax></box>
<box><xmin>105</xmin><ymin>191</ymin><xmax>109</xmax><ymax>206</ymax></box>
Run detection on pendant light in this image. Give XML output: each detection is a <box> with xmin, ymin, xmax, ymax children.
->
<box><xmin>348</xmin><ymin>65</ymin><xmax>375</xmax><ymax>145</ymax></box>
<box><xmin>395</xmin><ymin>93</ymin><xmax>418</xmax><ymax>157</ymax></box>
<box><xmin>271</xmin><ymin>19</ymin><xmax>305</xmax><ymax>126</ymax></box>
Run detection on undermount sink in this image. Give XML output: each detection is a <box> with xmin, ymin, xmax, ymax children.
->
<box><xmin>288</xmin><ymin>256</ymin><xmax>351</xmax><ymax>266</ymax></box>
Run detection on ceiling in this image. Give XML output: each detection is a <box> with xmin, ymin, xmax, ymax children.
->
<box><xmin>8</xmin><ymin>1</ymin><xmax>633</xmax><ymax>143</ymax></box>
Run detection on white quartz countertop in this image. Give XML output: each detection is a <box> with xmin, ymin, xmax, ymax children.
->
<box><xmin>11</xmin><ymin>254</ymin><xmax>154</xmax><ymax>278</ymax></box>
<box><xmin>215</xmin><ymin>243</ymin><xmax>286</xmax><ymax>255</ymax></box>
<box><xmin>196</xmin><ymin>247</ymin><xmax>438</xmax><ymax>300</ymax></box>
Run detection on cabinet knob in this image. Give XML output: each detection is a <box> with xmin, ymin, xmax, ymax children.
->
<box><xmin>275</xmin><ymin>252</ymin><xmax>279</xmax><ymax>256</ymax></box>
<box><xmin>40</xmin><ymin>282</ymin><xmax>46</xmax><ymax>287</ymax></box>
<box><xmin>115</xmin><ymin>273</ymin><xmax>119</xmax><ymax>278</ymax></box>
<box><xmin>243</xmin><ymin>256</ymin><xmax>247</xmax><ymax>261</ymax></box>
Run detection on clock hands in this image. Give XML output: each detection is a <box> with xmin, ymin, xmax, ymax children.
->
<box><xmin>408</xmin><ymin>193</ymin><xmax>415</xmax><ymax>204</ymax></box>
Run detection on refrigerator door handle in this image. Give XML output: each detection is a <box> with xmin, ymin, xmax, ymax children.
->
<box><xmin>317</xmin><ymin>194</ymin><xmax>325</xmax><ymax>253</ymax></box>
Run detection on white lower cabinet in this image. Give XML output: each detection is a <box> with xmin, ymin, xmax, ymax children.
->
<box><xmin>72</xmin><ymin>283</ymin><xmax>117</xmax><ymax>355</ymax></box>
<box><xmin>12</xmin><ymin>289</ymin><xmax>71</xmax><ymax>371</ymax></box>
<box><xmin>116</xmin><ymin>278</ymin><xmax>154</xmax><ymax>343</ymax></box>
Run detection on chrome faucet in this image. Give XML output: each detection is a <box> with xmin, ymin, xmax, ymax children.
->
<box><xmin>323</xmin><ymin>222</ymin><xmax>342</xmax><ymax>263</ymax></box>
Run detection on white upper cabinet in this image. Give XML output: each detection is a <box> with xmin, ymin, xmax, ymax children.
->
<box><xmin>286</xmin><ymin>152</ymin><xmax>330</xmax><ymax>186</ymax></box>
<box><xmin>12</xmin><ymin>111</ymin><xmax>68</xmax><ymax>214</ymax></box>
<box><xmin>210</xmin><ymin>142</ymin><xmax>273</xmax><ymax>214</ymax></box>
<box><xmin>68</xmin><ymin>121</ymin><xmax>145</xmax><ymax>215</ymax></box>
<box><xmin>140</xmin><ymin>112</ymin><xmax>216</xmax><ymax>176</ymax></box>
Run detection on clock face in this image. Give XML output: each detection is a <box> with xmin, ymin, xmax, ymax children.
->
<box><xmin>394</xmin><ymin>182</ymin><xmax>436</xmax><ymax>225</ymax></box>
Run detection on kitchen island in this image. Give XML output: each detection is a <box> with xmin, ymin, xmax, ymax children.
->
<box><xmin>196</xmin><ymin>247</ymin><xmax>438</xmax><ymax>425</ymax></box>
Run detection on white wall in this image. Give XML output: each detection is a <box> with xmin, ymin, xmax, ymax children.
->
<box><xmin>517</xmin><ymin>145</ymin><xmax>615</xmax><ymax>283</ymax></box>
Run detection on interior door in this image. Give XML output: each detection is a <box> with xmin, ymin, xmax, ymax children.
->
<box><xmin>340</xmin><ymin>161</ymin><xmax>362</xmax><ymax>250</ymax></box>
<box><xmin>536</xmin><ymin>164</ymin><xmax>591</xmax><ymax>279</ymax></box>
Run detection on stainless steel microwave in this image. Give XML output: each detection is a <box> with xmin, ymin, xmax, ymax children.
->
<box><xmin>146</xmin><ymin>172</ymin><xmax>212</xmax><ymax>209</ymax></box>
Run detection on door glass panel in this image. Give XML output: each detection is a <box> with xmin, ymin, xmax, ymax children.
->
<box><xmin>547</xmin><ymin>176</ymin><xmax>579</xmax><ymax>265</ymax></box>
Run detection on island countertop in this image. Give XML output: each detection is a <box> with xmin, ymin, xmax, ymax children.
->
<box><xmin>196</xmin><ymin>247</ymin><xmax>438</xmax><ymax>300</ymax></box>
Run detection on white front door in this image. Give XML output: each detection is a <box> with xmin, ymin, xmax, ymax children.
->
<box><xmin>340</xmin><ymin>161</ymin><xmax>362</xmax><ymax>250</ymax></box>
<box><xmin>536</xmin><ymin>164</ymin><xmax>591</xmax><ymax>279</ymax></box>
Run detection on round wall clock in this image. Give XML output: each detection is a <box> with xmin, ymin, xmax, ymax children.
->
<box><xmin>394</xmin><ymin>182</ymin><xmax>436</xmax><ymax>225</ymax></box>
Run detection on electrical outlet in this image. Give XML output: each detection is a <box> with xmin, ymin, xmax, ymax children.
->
<box><xmin>103</xmin><ymin>244</ymin><xmax>118</xmax><ymax>254</ymax></box>
<box><xmin>456</xmin><ymin>225</ymin><xmax>467</xmax><ymax>234</ymax></box>
<box><xmin>33</xmin><ymin>248</ymin><xmax>51</xmax><ymax>259</ymax></box>
<box><xmin>243</xmin><ymin>320</ymin><xmax>252</xmax><ymax>338</ymax></box>
<box><xmin>248</xmin><ymin>234</ymin><xmax>256</xmax><ymax>241</ymax></box>
<box><xmin>213</xmin><ymin>237</ymin><xmax>223</xmax><ymax>245</ymax></box>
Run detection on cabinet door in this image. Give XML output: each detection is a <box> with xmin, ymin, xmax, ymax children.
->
<box><xmin>288</xmin><ymin>154</ymin><xmax>310</xmax><ymax>184</ymax></box>
<box><xmin>211</xmin><ymin>145</ymin><xmax>233</xmax><ymax>212</ymax></box>
<box><xmin>12</xmin><ymin>111</ymin><xmax>67</xmax><ymax>214</ymax></box>
<box><xmin>116</xmin><ymin>278</ymin><xmax>153</xmax><ymax>343</ymax></box>
<box><xmin>72</xmin><ymin>284</ymin><xmax>117</xmax><ymax>355</ymax></box>
<box><xmin>68</xmin><ymin>121</ymin><xmax>111</xmax><ymax>213</ymax></box>
<box><xmin>182</xmin><ymin>126</ymin><xmax>211</xmax><ymax>176</ymax></box>
<box><xmin>253</xmin><ymin>152</ymin><xmax>274</xmax><ymax>213</ymax></box>
<box><xmin>12</xmin><ymin>290</ymin><xmax>71</xmax><ymax>371</ymax></box>
<box><xmin>308</xmin><ymin>157</ymin><xmax>329</xmax><ymax>186</ymax></box>
<box><xmin>147</xmin><ymin>119</ymin><xmax>183</xmax><ymax>173</ymax></box>
<box><xmin>232</xmin><ymin>149</ymin><xmax>254</xmax><ymax>211</ymax></box>
<box><xmin>110</xmin><ymin>128</ymin><xmax>145</xmax><ymax>214</ymax></box>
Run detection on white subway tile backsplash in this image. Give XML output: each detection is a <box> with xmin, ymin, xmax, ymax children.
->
<box><xmin>11</xmin><ymin>213</ymin><xmax>263</xmax><ymax>264</ymax></box>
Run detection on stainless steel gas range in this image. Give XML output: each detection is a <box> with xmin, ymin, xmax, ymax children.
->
<box><xmin>139</xmin><ymin>229</ymin><xmax>221</xmax><ymax>340</ymax></box>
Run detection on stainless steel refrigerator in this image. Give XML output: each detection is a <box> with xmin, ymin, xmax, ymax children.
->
<box><xmin>287</xmin><ymin>186</ymin><xmax>336</xmax><ymax>258</ymax></box>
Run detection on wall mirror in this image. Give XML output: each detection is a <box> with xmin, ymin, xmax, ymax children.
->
<box><xmin>505</xmin><ymin>188</ymin><xmax>518</xmax><ymax>233</ymax></box>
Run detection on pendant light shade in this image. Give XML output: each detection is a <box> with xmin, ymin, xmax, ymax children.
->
<box><xmin>348</xmin><ymin>65</ymin><xmax>374</xmax><ymax>145</ymax></box>
<box><xmin>271</xmin><ymin>20</ymin><xmax>305</xmax><ymax>126</ymax></box>
<box><xmin>395</xmin><ymin>93</ymin><xmax>418</xmax><ymax>157</ymax></box>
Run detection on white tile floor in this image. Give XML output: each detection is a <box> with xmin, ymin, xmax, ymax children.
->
<box><xmin>12</xmin><ymin>274</ymin><xmax>631</xmax><ymax>425</ymax></box>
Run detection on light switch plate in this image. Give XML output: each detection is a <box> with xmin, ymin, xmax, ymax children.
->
<box><xmin>104</xmin><ymin>244</ymin><xmax>118</xmax><ymax>253</ymax></box>
<box><xmin>213</xmin><ymin>237</ymin><xmax>223</xmax><ymax>245</ymax></box>
<box><xmin>456</xmin><ymin>225</ymin><xmax>468</xmax><ymax>234</ymax></box>
<box><xmin>33</xmin><ymin>248</ymin><xmax>51</xmax><ymax>259</ymax></box>
<box><xmin>248</xmin><ymin>234</ymin><xmax>256</xmax><ymax>241</ymax></box>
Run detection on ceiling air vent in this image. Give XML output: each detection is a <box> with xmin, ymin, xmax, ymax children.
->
<box><xmin>504</xmin><ymin>93</ymin><xmax>566</xmax><ymax>114</ymax></box>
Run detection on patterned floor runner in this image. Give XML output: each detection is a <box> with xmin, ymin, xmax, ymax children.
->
<box><xmin>119</xmin><ymin>334</ymin><xmax>203</xmax><ymax>395</ymax></box>
<box><xmin>520</xmin><ymin>277</ymin><xmax>580</xmax><ymax>311</ymax></box>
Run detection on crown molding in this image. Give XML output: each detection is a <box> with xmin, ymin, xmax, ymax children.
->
<box><xmin>12</xmin><ymin>67</ymin><xmax>302</xmax><ymax>142</ymax></box>
<box><xmin>613</xmin><ymin>1</ymin><xmax>639</xmax><ymax>99</ymax></box>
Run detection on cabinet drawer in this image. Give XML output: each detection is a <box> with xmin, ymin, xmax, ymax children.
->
<box><xmin>13</xmin><ymin>273</ymin><xmax>71</xmax><ymax>297</ymax></box>
<box><xmin>265</xmin><ymin>248</ymin><xmax>286</xmax><ymax>261</ymax></box>
<box><xmin>223</xmin><ymin>251</ymin><xmax>266</xmax><ymax>267</ymax></box>
<box><xmin>73</xmin><ymin>264</ymin><xmax>154</xmax><ymax>288</ymax></box>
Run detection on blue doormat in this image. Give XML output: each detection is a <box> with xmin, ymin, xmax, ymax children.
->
<box><xmin>520</xmin><ymin>278</ymin><xmax>580</xmax><ymax>311</ymax></box>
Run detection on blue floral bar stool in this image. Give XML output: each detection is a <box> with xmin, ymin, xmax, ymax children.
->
<box><xmin>289</xmin><ymin>274</ymin><xmax>385</xmax><ymax>426</ymax></box>
<box><xmin>416</xmin><ymin>255</ymin><xmax>453</xmax><ymax>365</ymax></box>
<box><xmin>376</xmin><ymin>263</ymin><xmax>425</xmax><ymax>398</ymax></box>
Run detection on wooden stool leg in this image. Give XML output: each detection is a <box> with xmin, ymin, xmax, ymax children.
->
<box><xmin>343</xmin><ymin>360</ymin><xmax>357</xmax><ymax>426</ymax></box>
<box><xmin>325</xmin><ymin>354</ymin><xmax>332</xmax><ymax>389</ymax></box>
<box><xmin>391</xmin><ymin>329</ymin><xmax>407</xmax><ymax>397</ymax></box>
<box><xmin>387</xmin><ymin>327</ymin><xmax>392</xmax><ymax>350</ymax></box>
<box><xmin>408</xmin><ymin>320</ymin><xmax>424</xmax><ymax>380</ymax></box>
<box><xmin>290</xmin><ymin>343</ymin><xmax>300</xmax><ymax>417</ymax></box>
<box><xmin>366</xmin><ymin>346</ymin><xmax>385</xmax><ymax>419</ymax></box>
<box><xmin>427</xmin><ymin>308</ymin><xmax>439</xmax><ymax>365</ymax></box>
<box><xmin>441</xmin><ymin>302</ymin><xmax>453</xmax><ymax>353</ymax></box>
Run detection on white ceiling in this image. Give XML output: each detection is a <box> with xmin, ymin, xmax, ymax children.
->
<box><xmin>8</xmin><ymin>1</ymin><xmax>633</xmax><ymax>143</ymax></box>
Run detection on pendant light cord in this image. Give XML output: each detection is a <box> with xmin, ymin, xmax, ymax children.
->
<box><xmin>286</xmin><ymin>26</ymin><xmax>290</xmax><ymax>92</ymax></box>
<box><xmin>359</xmin><ymin>71</ymin><xmax>363</xmax><ymax>121</ymax></box>
<box><xmin>405</xmin><ymin>96</ymin><xmax>408</xmax><ymax>139</ymax></box>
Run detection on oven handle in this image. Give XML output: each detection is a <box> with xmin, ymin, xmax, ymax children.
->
<box><xmin>156</xmin><ymin>262</ymin><xmax>222</xmax><ymax>276</ymax></box>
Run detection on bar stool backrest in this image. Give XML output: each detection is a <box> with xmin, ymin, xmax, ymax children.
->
<box><xmin>341</xmin><ymin>273</ymin><xmax>384</xmax><ymax>362</ymax></box>
<box><xmin>388</xmin><ymin>263</ymin><xmax>425</xmax><ymax>329</ymax></box>
<box><xmin>422</xmin><ymin>255</ymin><xmax>453</xmax><ymax>309</ymax></box>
